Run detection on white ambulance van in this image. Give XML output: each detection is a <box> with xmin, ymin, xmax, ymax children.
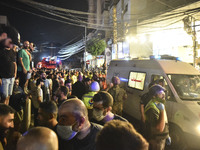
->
<box><xmin>107</xmin><ymin>59</ymin><xmax>200</xmax><ymax>149</ymax></box>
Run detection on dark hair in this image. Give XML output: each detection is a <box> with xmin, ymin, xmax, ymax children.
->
<box><xmin>39</xmin><ymin>101</ymin><xmax>58</xmax><ymax>118</ymax></box>
<box><xmin>0</xmin><ymin>104</ymin><xmax>15</xmax><ymax>116</ymax></box>
<box><xmin>67</xmin><ymin>95</ymin><xmax>78</xmax><ymax>99</ymax></box>
<box><xmin>93</xmin><ymin>91</ymin><xmax>113</xmax><ymax>108</ymax></box>
<box><xmin>36</xmin><ymin>78</ymin><xmax>43</xmax><ymax>86</ymax></box>
<box><xmin>112</xmin><ymin>76</ymin><xmax>120</xmax><ymax>85</ymax></box>
<box><xmin>60</xmin><ymin>86</ymin><xmax>69</xmax><ymax>96</ymax></box>
<box><xmin>96</xmin><ymin>120</ymin><xmax>149</xmax><ymax>150</ymax></box>
<box><xmin>0</xmin><ymin>29</ymin><xmax>5</xmax><ymax>36</ymax></box>
<box><xmin>65</xmin><ymin>79</ymin><xmax>71</xmax><ymax>84</ymax></box>
<box><xmin>84</xmin><ymin>78</ymin><xmax>91</xmax><ymax>82</ymax></box>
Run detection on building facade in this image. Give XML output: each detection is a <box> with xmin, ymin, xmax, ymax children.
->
<box><xmin>108</xmin><ymin>0</ymin><xmax>200</xmax><ymax>65</ymax></box>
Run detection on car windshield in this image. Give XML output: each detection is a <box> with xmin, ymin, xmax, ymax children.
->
<box><xmin>168</xmin><ymin>74</ymin><xmax>200</xmax><ymax>101</ymax></box>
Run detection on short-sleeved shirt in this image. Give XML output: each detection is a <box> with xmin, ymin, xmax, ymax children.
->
<box><xmin>0</xmin><ymin>48</ymin><xmax>16</xmax><ymax>78</ymax></box>
<box><xmin>17</xmin><ymin>49</ymin><xmax>30</xmax><ymax>72</ymax></box>
<box><xmin>31</xmin><ymin>87</ymin><xmax>43</xmax><ymax>109</ymax></box>
<box><xmin>91</xmin><ymin>114</ymin><xmax>128</xmax><ymax>126</ymax></box>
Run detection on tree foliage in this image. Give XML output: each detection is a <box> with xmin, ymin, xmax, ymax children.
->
<box><xmin>86</xmin><ymin>38</ymin><xmax>106</xmax><ymax>56</ymax></box>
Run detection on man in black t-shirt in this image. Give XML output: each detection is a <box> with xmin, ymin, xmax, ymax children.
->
<box><xmin>56</xmin><ymin>98</ymin><xmax>103</xmax><ymax>150</ymax></box>
<box><xmin>0</xmin><ymin>38</ymin><xmax>17</xmax><ymax>105</ymax></box>
<box><xmin>91</xmin><ymin>91</ymin><xmax>127</xmax><ymax>126</ymax></box>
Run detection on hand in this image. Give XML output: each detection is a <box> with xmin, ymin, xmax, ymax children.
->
<box><xmin>23</xmin><ymin>68</ymin><xmax>27</xmax><ymax>74</ymax></box>
<box><xmin>0</xmin><ymin>79</ymin><xmax>2</xmax><ymax>86</ymax></box>
<box><xmin>155</xmin><ymin>103</ymin><xmax>165</xmax><ymax>111</ymax></box>
<box><xmin>166</xmin><ymin>136</ymin><xmax>171</xmax><ymax>145</ymax></box>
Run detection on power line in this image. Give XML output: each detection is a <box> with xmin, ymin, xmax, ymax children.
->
<box><xmin>23</xmin><ymin>2</ymin><xmax>112</xmax><ymax>29</ymax></box>
<box><xmin>0</xmin><ymin>2</ymin><xmax>87</xmax><ymax>28</ymax></box>
<box><xmin>17</xmin><ymin>0</ymin><xmax>95</xmax><ymax>16</ymax></box>
<box><xmin>0</xmin><ymin>2</ymin><xmax>112</xmax><ymax>31</ymax></box>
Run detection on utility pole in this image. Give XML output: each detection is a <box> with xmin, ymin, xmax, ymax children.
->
<box><xmin>121</xmin><ymin>0</ymin><xmax>124</xmax><ymax>58</ymax></box>
<box><xmin>84</xmin><ymin>26</ymin><xmax>87</xmax><ymax>70</ymax></box>
<box><xmin>113</xmin><ymin>2</ymin><xmax>118</xmax><ymax>59</ymax></box>
<box><xmin>192</xmin><ymin>18</ymin><xmax>197</xmax><ymax>67</ymax></box>
<box><xmin>183</xmin><ymin>16</ymin><xmax>197</xmax><ymax>67</ymax></box>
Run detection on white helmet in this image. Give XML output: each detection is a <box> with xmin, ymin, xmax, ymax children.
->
<box><xmin>90</xmin><ymin>81</ymin><xmax>100</xmax><ymax>92</ymax></box>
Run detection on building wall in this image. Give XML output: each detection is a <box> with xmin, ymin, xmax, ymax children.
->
<box><xmin>108</xmin><ymin>0</ymin><xmax>200</xmax><ymax>60</ymax></box>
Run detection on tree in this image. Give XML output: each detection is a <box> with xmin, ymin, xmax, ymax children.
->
<box><xmin>86</xmin><ymin>38</ymin><xmax>106</xmax><ymax>56</ymax></box>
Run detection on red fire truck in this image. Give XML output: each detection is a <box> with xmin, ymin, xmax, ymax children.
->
<box><xmin>37</xmin><ymin>56</ymin><xmax>62</xmax><ymax>69</ymax></box>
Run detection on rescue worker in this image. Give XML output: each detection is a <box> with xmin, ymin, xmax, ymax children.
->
<box><xmin>82</xmin><ymin>81</ymin><xmax>100</xmax><ymax>119</ymax></box>
<box><xmin>144</xmin><ymin>85</ymin><xmax>170</xmax><ymax>150</ymax></box>
<box><xmin>108</xmin><ymin>76</ymin><xmax>127</xmax><ymax>116</ymax></box>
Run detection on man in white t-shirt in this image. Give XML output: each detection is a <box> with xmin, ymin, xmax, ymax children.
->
<box><xmin>32</xmin><ymin>78</ymin><xmax>43</xmax><ymax>126</ymax></box>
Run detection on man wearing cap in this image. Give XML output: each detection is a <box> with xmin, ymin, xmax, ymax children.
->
<box><xmin>108</xmin><ymin>76</ymin><xmax>127</xmax><ymax>116</ymax></box>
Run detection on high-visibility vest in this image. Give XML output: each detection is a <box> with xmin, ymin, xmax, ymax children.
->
<box><xmin>144</xmin><ymin>99</ymin><xmax>169</xmax><ymax>138</ymax></box>
<box><xmin>144</xmin><ymin>99</ymin><xmax>160</xmax><ymax>121</ymax></box>
<box><xmin>82</xmin><ymin>91</ymin><xmax>97</xmax><ymax>109</ymax></box>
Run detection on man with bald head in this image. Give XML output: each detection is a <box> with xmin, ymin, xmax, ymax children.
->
<box><xmin>17</xmin><ymin>127</ymin><xmax>58</xmax><ymax>150</ymax></box>
<box><xmin>57</xmin><ymin>98</ymin><xmax>103</xmax><ymax>150</ymax></box>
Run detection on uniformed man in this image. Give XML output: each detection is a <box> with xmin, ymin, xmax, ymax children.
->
<box><xmin>82</xmin><ymin>81</ymin><xmax>100</xmax><ymax>119</ymax></box>
<box><xmin>108</xmin><ymin>76</ymin><xmax>127</xmax><ymax>116</ymax></box>
<box><xmin>144</xmin><ymin>85</ymin><xmax>169</xmax><ymax>150</ymax></box>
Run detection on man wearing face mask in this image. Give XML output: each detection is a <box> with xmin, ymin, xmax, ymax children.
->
<box><xmin>57</xmin><ymin>98</ymin><xmax>103</xmax><ymax>150</ymax></box>
<box><xmin>91</xmin><ymin>91</ymin><xmax>127</xmax><ymax>126</ymax></box>
<box><xmin>144</xmin><ymin>85</ymin><xmax>170</xmax><ymax>150</ymax></box>
<box><xmin>82</xmin><ymin>81</ymin><xmax>100</xmax><ymax>120</ymax></box>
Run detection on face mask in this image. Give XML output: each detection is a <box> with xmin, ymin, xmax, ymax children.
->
<box><xmin>56</xmin><ymin>125</ymin><xmax>77</xmax><ymax>141</ymax></box>
<box><xmin>93</xmin><ymin>109</ymin><xmax>105</xmax><ymax>121</ymax></box>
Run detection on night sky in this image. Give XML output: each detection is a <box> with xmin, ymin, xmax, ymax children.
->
<box><xmin>0</xmin><ymin>0</ymin><xmax>88</xmax><ymax>46</ymax></box>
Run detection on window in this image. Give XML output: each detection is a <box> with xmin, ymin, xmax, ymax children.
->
<box><xmin>128</xmin><ymin>72</ymin><xmax>146</xmax><ymax>90</ymax></box>
<box><xmin>168</xmin><ymin>74</ymin><xmax>200</xmax><ymax>101</ymax></box>
<box><xmin>151</xmin><ymin>75</ymin><xmax>175</xmax><ymax>101</ymax></box>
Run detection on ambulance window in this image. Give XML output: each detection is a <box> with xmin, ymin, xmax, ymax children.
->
<box><xmin>151</xmin><ymin>75</ymin><xmax>166</xmax><ymax>87</ymax></box>
<box><xmin>128</xmin><ymin>72</ymin><xmax>146</xmax><ymax>90</ymax></box>
<box><xmin>151</xmin><ymin>75</ymin><xmax>175</xmax><ymax>101</ymax></box>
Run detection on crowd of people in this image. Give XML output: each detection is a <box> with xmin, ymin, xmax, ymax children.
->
<box><xmin>0</xmin><ymin>27</ymin><xmax>170</xmax><ymax>150</ymax></box>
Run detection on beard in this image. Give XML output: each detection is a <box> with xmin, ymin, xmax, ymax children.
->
<box><xmin>0</xmin><ymin>126</ymin><xmax>10</xmax><ymax>139</ymax></box>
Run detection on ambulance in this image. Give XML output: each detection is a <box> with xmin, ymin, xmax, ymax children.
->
<box><xmin>107</xmin><ymin>57</ymin><xmax>200</xmax><ymax>149</ymax></box>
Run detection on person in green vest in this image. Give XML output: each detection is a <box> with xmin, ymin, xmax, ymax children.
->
<box><xmin>82</xmin><ymin>81</ymin><xmax>100</xmax><ymax>119</ymax></box>
<box><xmin>144</xmin><ymin>85</ymin><xmax>170</xmax><ymax>150</ymax></box>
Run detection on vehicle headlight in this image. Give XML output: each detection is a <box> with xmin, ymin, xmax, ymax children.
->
<box><xmin>197</xmin><ymin>125</ymin><xmax>200</xmax><ymax>134</ymax></box>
